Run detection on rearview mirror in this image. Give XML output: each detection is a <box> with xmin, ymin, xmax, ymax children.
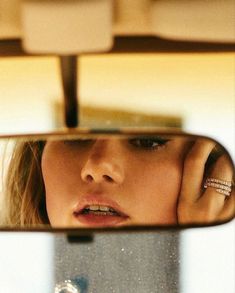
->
<box><xmin>0</xmin><ymin>129</ymin><xmax>234</xmax><ymax>231</ymax></box>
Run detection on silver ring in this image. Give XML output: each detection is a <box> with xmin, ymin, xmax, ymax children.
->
<box><xmin>204</xmin><ymin>178</ymin><xmax>232</xmax><ymax>197</ymax></box>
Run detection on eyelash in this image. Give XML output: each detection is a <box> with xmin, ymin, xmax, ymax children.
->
<box><xmin>128</xmin><ymin>137</ymin><xmax>170</xmax><ymax>150</ymax></box>
<box><xmin>62</xmin><ymin>139</ymin><xmax>94</xmax><ymax>146</ymax></box>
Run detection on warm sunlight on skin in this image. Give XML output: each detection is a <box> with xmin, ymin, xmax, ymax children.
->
<box><xmin>41</xmin><ymin>136</ymin><xmax>191</xmax><ymax>227</ymax></box>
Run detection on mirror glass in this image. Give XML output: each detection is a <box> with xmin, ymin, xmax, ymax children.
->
<box><xmin>0</xmin><ymin>131</ymin><xmax>234</xmax><ymax>230</ymax></box>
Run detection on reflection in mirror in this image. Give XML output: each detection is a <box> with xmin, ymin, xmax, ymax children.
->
<box><xmin>0</xmin><ymin>133</ymin><xmax>234</xmax><ymax>229</ymax></box>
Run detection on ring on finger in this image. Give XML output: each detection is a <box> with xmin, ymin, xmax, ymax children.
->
<box><xmin>204</xmin><ymin>178</ymin><xmax>233</xmax><ymax>197</ymax></box>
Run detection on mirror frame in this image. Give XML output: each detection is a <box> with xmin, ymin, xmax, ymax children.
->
<box><xmin>0</xmin><ymin>127</ymin><xmax>234</xmax><ymax>233</ymax></box>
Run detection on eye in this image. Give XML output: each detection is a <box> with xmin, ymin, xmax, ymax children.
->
<box><xmin>128</xmin><ymin>137</ymin><xmax>170</xmax><ymax>150</ymax></box>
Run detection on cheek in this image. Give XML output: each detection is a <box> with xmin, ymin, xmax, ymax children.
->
<box><xmin>41</xmin><ymin>147</ymin><xmax>81</xmax><ymax>226</ymax></box>
<box><xmin>127</xmin><ymin>159</ymin><xmax>183</xmax><ymax>224</ymax></box>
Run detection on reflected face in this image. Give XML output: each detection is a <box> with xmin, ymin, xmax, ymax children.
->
<box><xmin>41</xmin><ymin>136</ymin><xmax>191</xmax><ymax>227</ymax></box>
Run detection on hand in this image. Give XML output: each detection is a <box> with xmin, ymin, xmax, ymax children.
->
<box><xmin>177</xmin><ymin>138</ymin><xmax>234</xmax><ymax>225</ymax></box>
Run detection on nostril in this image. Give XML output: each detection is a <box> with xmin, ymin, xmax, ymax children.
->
<box><xmin>103</xmin><ymin>175</ymin><xmax>114</xmax><ymax>183</ymax></box>
<box><xmin>86</xmin><ymin>174</ymin><xmax>93</xmax><ymax>182</ymax></box>
<box><xmin>83</xmin><ymin>173</ymin><xmax>114</xmax><ymax>183</ymax></box>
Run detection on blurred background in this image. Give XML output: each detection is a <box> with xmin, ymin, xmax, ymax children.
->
<box><xmin>0</xmin><ymin>52</ymin><xmax>234</xmax><ymax>293</ymax></box>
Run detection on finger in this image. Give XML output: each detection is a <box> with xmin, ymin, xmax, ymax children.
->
<box><xmin>218</xmin><ymin>189</ymin><xmax>235</xmax><ymax>222</ymax></box>
<box><xmin>200</xmin><ymin>154</ymin><xmax>234</xmax><ymax>215</ymax></box>
<box><xmin>180</xmin><ymin>138</ymin><xmax>216</xmax><ymax>203</ymax></box>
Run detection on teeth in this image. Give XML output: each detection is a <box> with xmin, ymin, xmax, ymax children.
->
<box><xmin>89</xmin><ymin>205</ymin><xmax>99</xmax><ymax>211</ymax></box>
<box><xmin>87</xmin><ymin>205</ymin><xmax>112</xmax><ymax>212</ymax></box>
<box><xmin>79</xmin><ymin>205</ymin><xmax>120</xmax><ymax>216</ymax></box>
<box><xmin>100</xmin><ymin>206</ymin><xmax>109</xmax><ymax>212</ymax></box>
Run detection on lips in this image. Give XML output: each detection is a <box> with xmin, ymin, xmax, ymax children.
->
<box><xmin>73</xmin><ymin>195</ymin><xmax>129</xmax><ymax>227</ymax></box>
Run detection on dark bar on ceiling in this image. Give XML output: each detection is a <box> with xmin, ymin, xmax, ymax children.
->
<box><xmin>0</xmin><ymin>36</ymin><xmax>235</xmax><ymax>57</ymax></box>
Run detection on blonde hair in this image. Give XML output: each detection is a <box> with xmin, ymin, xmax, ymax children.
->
<box><xmin>1</xmin><ymin>140</ymin><xmax>49</xmax><ymax>227</ymax></box>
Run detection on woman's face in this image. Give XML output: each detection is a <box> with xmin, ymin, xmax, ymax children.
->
<box><xmin>41</xmin><ymin>136</ymin><xmax>191</xmax><ymax>227</ymax></box>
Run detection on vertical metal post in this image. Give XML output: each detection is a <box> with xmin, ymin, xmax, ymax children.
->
<box><xmin>60</xmin><ymin>55</ymin><xmax>79</xmax><ymax>127</ymax></box>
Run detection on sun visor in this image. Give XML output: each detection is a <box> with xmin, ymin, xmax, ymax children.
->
<box><xmin>151</xmin><ymin>0</ymin><xmax>235</xmax><ymax>43</ymax></box>
<box><xmin>21</xmin><ymin>0</ymin><xmax>113</xmax><ymax>54</ymax></box>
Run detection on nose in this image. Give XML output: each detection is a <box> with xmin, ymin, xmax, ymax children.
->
<box><xmin>81</xmin><ymin>139</ymin><xmax>124</xmax><ymax>185</ymax></box>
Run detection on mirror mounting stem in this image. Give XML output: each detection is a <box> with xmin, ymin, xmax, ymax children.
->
<box><xmin>60</xmin><ymin>56</ymin><xmax>79</xmax><ymax>128</ymax></box>
<box><xmin>67</xmin><ymin>234</ymin><xmax>94</xmax><ymax>244</ymax></box>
